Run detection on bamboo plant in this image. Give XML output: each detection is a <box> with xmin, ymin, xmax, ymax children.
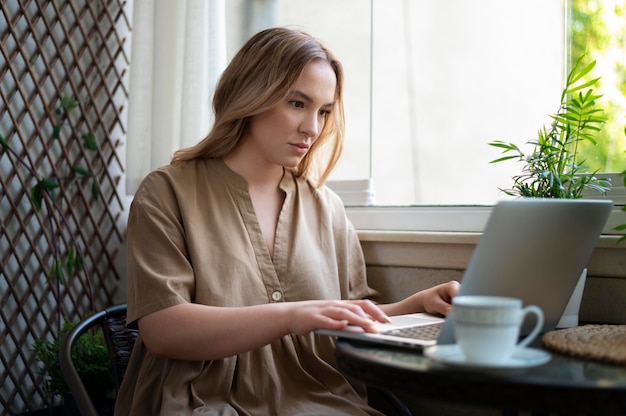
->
<box><xmin>489</xmin><ymin>57</ymin><xmax>611</xmax><ymax>198</ymax></box>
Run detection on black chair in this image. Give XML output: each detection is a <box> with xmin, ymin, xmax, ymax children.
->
<box><xmin>60</xmin><ymin>304</ymin><xmax>411</xmax><ymax>416</ymax></box>
<box><xmin>59</xmin><ymin>304</ymin><xmax>138</xmax><ymax>416</ymax></box>
<box><xmin>368</xmin><ymin>387</ymin><xmax>414</xmax><ymax>416</ymax></box>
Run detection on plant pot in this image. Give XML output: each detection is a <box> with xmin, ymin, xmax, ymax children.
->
<box><xmin>557</xmin><ymin>268</ymin><xmax>587</xmax><ymax>328</ymax></box>
<box><xmin>17</xmin><ymin>405</ymin><xmax>63</xmax><ymax>416</ymax></box>
<box><xmin>61</xmin><ymin>396</ymin><xmax>79</xmax><ymax>416</ymax></box>
<box><xmin>18</xmin><ymin>396</ymin><xmax>115</xmax><ymax>416</ymax></box>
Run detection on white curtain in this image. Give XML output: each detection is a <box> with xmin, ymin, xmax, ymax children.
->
<box><xmin>126</xmin><ymin>0</ymin><xmax>226</xmax><ymax>193</ymax></box>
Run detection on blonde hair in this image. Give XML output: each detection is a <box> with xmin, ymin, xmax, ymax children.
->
<box><xmin>171</xmin><ymin>27</ymin><xmax>345</xmax><ymax>186</ymax></box>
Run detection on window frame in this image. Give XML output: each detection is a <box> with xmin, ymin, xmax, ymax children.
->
<box><xmin>344</xmin><ymin>173</ymin><xmax>626</xmax><ymax>235</ymax></box>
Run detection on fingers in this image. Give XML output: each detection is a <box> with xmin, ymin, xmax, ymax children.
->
<box><xmin>338</xmin><ymin>300</ymin><xmax>392</xmax><ymax>333</ymax></box>
<box><xmin>443</xmin><ymin>280</ymin><xmax>461</xmax><ymax>300</ymax></box>
<box><xmin>308</xmin><ymin>300</ymin><xmax>389</xmax><ymax>334</ymax></box>
<box><xmin>351</xmin><ymin>299</ymin><xmax>392</xmax><ymax>324</ymax></box>
<box><xmin>327</xmin><ymin>301</ymin><xmax>380</xmax><ymax>327</ymax></box>
<box><xmin>430</xmin><ymin>280</ymin><xmax>461</xmax><ymax>316</ymax></box>
<box><xmin>433</xmin><ymin>297</ymin><xmax>453</xmax><ymax>316</ymax></box>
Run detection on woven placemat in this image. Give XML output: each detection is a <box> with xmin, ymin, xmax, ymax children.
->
<box><xmin>542</xmin><ymin>325</ymin><xmax>626</xmax><ymax>365</ymax></box>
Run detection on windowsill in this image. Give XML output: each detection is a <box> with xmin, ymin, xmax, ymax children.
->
<box><xmin>346</xmin><ymin>204</ymin><xmax>626</xmax><ymax>234</ymax></box>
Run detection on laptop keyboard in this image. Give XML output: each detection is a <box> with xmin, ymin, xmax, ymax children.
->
<box><xmin>381</xmin><ymin>322</ymin><xmax>443</xmax><ymax>341</ymax></box>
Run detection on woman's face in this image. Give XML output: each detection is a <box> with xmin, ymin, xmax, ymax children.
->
<box><xmin>241</xmin><ymin>59</ymin><xmax>337</xmax><ymax>169</ymax></box>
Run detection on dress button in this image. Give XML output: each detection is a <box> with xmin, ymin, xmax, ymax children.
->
<box><xmin>271</xmin><ymin>291</ymin><xmax>283</xmax><ymax>301</ymax></box>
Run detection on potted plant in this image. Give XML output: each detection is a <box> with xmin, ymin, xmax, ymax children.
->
<box><xmin>32</xmin><ymin>320</ymin><xmax>115</xmax><ymax>416</ymax></box>
<box><xmin>488</xmin><ymin>57</ymin><xmax>611</xmax><ymax>199</ymax></box>
<box><xmin>488</xmin><ymin>56</ymin><xmax>611</xmax><ymax>327</ymax></box>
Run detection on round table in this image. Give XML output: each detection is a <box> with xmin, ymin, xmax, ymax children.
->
<box><xmin>335</xmin><ymin>340</ymin><xmax>626</xmax><ymax>415</ymax></box>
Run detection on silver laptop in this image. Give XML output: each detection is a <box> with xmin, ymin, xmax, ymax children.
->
<box><xmin>316</xmin><ymin>198</ymin><xmax>613</xmax><ymax>349</ymax></box>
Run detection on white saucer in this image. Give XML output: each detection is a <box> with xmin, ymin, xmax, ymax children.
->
<box><xmin>424</xmin><ymin>344</ymin><xmax>551</xmax><ymax>370</ymax></box>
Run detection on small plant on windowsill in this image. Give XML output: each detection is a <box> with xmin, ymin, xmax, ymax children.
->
<box><xmin>488</xmin><ymin>57</ymin><xmax>611</xmax><ymax>199</ymax></box>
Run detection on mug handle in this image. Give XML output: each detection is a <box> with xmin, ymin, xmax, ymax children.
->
<box><xmin>517</xmin><ymin>305</ymin><xmax>544</xmax><ymax>348</ymax></box>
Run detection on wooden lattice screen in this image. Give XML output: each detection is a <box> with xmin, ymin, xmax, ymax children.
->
<box><xmin>0</xmin><ymin>1</ymin><xmax>131</xmax><ymax>414</ymax></box>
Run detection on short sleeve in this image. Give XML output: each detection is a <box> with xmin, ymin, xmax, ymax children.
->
<box><xmin>125</xmin><ymin>169</ymin><xmax>195</xmax><ymax>325</ymax></box>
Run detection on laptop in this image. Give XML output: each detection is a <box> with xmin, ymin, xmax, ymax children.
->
<box><xmin>316</xmin><ymin>198</ymin><xmax>613</xmax><ymax>349</ymax></box>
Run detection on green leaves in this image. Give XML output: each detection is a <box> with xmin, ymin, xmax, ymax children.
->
<box><xmin>488</xmin><ymin>57</ymin><xmax>611</xmax><ymax>199</ymax></box>
<box><xmin>60</xmin><ymin>96</ymin><xmax>79</xmax><ymax>112</ymax></box>
<box><xmin>47</xmin><ymin>260</ymin><xmax>65</xmax><ymax>285</ymax></box>
<box><xmin>488</xmin><ymin>140</ymin><xmax>524</xmax><ymax>164</ymax></box>
<box><xmin>0</xmin><ymin>134</ymin><xmax>9</xmax><ymax>148</ymax></box>
<box><xmin>31</xmin><ymin>177</ymin><xmax>59</xmax><ymax>211</ymax></box>
<box><xmin>91</xmin><ymin>178</ymin><xmax>100</xmax><ymax>200</ymax></box>
<box><xmin>1</xmin><ymin>96</ymin><xmax>101</xmax><ymax>285</ymax></box>
<box><xmin>32</xmin><ymin>319</ymin><xmax>114</xmax><ymax>398</ymax></box>
<box><xmin>565</xmin><ymin>57</ymin><xmax>597</xmax><ymax>91</ymax></box>
<box><xmin>71</xmin><ymin>166</ymin><xmax>92</xmax><ymax>176</ymax></box>
<box><xmin>82</xmin><ymin>132</ymin><xmax>97</xmax><ymax>150</ymax></box>
<box><xmin>46</xmin><ymin>247</ymin><xmax>85</xmax><ymax>285</ymax></box>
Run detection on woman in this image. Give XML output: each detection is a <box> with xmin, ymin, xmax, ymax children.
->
<box><xmin>115</xmin><ymin>27</ymin><xmax>459</xmax><ymax>415</ymax></box>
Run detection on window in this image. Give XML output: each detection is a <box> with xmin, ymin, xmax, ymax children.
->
<box><xmin>569</xmin><ymin>0</ymin><xmax>626</xmax><ymax>174</ymax></box>
<box><xmin>224</xmin><ymin>0</ymin><xmax>625</xmax><ymax>231</ymax></box>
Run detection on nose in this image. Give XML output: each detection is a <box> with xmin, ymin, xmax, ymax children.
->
<box><xmin>299</xmin><ymin>112</ymin><xmax>320</xmax><ymax>138</ymax></box>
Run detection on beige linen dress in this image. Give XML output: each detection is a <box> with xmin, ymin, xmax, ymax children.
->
<box><xmin>114</xmin><ymin>158</ymin><xmax>384</xmax><ymax>415</ymax></box>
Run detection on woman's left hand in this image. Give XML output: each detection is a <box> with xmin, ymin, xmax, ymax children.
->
<box><xmin>419</xmin><ymin>280</ymin><xmax>460</xmax><ymax>316</ymax></box>
<box><xmin>380</xmin><ymin>280</ymin><xmax>460</xmax><ymax>318</ymax></box>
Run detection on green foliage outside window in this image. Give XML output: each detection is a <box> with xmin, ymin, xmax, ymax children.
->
<box><xmin>570</xmin><ymin>0</ymin><xmax>626</xmax><ymax>172</ymax></box>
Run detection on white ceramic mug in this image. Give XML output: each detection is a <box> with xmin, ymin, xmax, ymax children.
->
<box><xmin>452</xmin><ymin>295</ymin><xmax>544</xmax><ymax>365</ymax></box>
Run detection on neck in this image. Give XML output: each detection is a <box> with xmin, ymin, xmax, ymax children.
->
<box><xmin>223</xmin><ymin>151</ymin><xmax>284</xmax><ymax>190</ymax></box>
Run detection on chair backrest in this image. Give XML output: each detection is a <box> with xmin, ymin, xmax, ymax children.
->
<box><xmin>59</xmin><ymin>303</ymin><xmax>138</xmax><ymax>416</ymax></box>
<box><xmin>101</xmin><ymin>305</ymin><xmax>138</xmax><ymax>391</ymax></box>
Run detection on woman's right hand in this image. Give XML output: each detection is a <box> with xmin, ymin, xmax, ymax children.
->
<box><xmin>284</xmin><ymin>299</ymin><xmax>391</xmax><ymax>336</ymax></box>
<box><xmin>139</xmin><ymin>300</ymin><xmax>391</xmax><ymax>361</ymax></box>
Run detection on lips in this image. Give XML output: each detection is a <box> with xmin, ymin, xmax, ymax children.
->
<box><xmin>290</xmin><ymin>142</ymin><xmax>310</xmax><ymax>154</ymax></box>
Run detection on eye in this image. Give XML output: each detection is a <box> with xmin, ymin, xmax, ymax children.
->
<box><xmin>318</xmin><ymin>109</ymin><xmax>331</xmax><ymax>118</ymax></box>
<box><xmin>289</xmin><ymin>100</ymin><xmax>304</xmax><ymax>109</ymax></box>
